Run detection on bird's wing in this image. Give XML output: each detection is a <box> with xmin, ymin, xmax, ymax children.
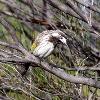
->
<box><xmin>33</xmin><ymin>41</ymin><xmax>54</xmax><ymax>58</ymax></box>
<box><xmin>35</xmin><ymin>31</ymin><xmax>51</xmax><ymax>45</ymax></box>
<box><xmin>31</xmin><ymin>31</ymin><xmax>50</xmax><ymax>51</ymax></box>
<box><xmin>34</xmin><ymin>31</ymin><xmax>48</xmax><ymax>44</ymax></box>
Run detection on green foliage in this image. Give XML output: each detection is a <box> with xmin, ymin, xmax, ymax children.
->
<box><xmin>33</xmin><ymin>68</ymin><xmax>48</xmax><ymax>85</ymax></box>
<box><xmin>52</xmin><ymin>96</ymin><xmax>60</xmax><ymax>100</ymax></box>
<box><xmin>8</xmin><ymin>91</ymin><xmax>35</xmax><ymax>100</ymax></box>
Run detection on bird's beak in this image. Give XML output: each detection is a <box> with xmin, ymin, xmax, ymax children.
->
<box><xmin>59</xmin><ymin>37</ymin><xmax>67</xmax><ymax>45</ymax></box>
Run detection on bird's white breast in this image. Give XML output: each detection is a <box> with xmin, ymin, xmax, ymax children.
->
<box><xmin>33</xmin><ymin>41</ymin><xmax>54</xmax><ymax>58</ymax></box>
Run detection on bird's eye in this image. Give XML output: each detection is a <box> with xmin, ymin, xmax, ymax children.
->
<box><xmin>60</xmin><ymin>37</ymin><xmax>63</xmax><ymax>39</ymax></box>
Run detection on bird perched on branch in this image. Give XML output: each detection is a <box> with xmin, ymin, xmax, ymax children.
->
<box><xmin>22</xmin><ymin>30</ymin><xmax>67</xmax><ymax>76</ymax></box>
<box><xmin>31</xmin><ymin>30</ymin><xmax>67</xmax><ymax>58</ymax></box>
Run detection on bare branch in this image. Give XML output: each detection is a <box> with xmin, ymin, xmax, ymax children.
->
<box><xmin>75</xmin><ymin>0</ymin><xmax>100</xmax><ymax>14</ymax></box>
<box><xmin>47</xmin><ymin>0</ymin><xmax>100</xmax><ymax>32</ymax></box>
<box><xmin>47</xmin><ymin>0</ymin><xmax>81</xmax><ymax>20</ymax></box>
<box><xmin>1</xmin><ymin>52</ymin><xmax>100</xmax><ymax>88</ymax></box>
<box><xmin>65</xmin><ymin>0</ymin><xmax>88</xmax><ymax>23</ymax></box>
<box><xmin>0</xmin><ymin>95</ymin><xmax>10</xmax><ymax>100</ymax></box>
<box><xmin>42</xmin><ymin>0</ymin><xmax>47</xmax><ymax>19</ymax></box>
<box><xmin>0</xmin><ymin>15</ymin><xmax>20</xmax><ymax>45</ymax></box>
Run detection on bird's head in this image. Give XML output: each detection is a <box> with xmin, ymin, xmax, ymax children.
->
<box><xmin>50</xmin><ymin>30</ymin><xmax>67</xmax><ymax>45</ymax></box>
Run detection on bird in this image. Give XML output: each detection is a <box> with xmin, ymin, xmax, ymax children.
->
<box><xmin>31</xmin><ymin>30</ymin><xmax>67</xmax><ymax>58</ymax></box>
<box><xmin>21</xmin><ymin>30</ymin><xmax>67</xmax><ymax>76</ymax></box>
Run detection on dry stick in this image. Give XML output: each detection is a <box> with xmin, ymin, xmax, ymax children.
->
<box><xmin>75</xmin><ymin>0</ymin><xmax>100</xmax><ymax>14</ymax></box>
<box><xmin>0</xmin><ymin>39</ymin><xmax>99</xmax><ymax>72</ymax></box>
<box><xmin>0</xmin><ymin>27</ymin><xmax>100</xmax><ymax>71</ymax></box>
<box><xmin>0</xmin><ymin>0</ymin><xmax>33</xmax><ymax>18</ymax></box>
<box><xmin>26</xmin><ymin>54</ymin><xmax>100</xmax><ymax>88</ymax></box>
<box><xmin>0</xmin><ymin>43</ymin><xmax>100</xmax><ymax>88</ymax></box>
<box><xmin>89</xmin><ymin>0</ymin><xmax>94</xmax><ymax>26</ymax></box>
<box><xmin>0</xmin><ymin>16</ymin><xmax>30</xmax><ymax>55</ymax></box>
<box><xmin>0</xmin><ymin>40</ymin><xmax>99</xmax><ymax>88</ymax></box>
<box><xmin>0</xmin><ymin>0</ymin><xmax>34</xmax><ymax>30</ymax></box>
<box><xmin>0</xmin><ymin>40</ymin><xmax>100</xmax><ymax>89</ymax></box>
<box><xmin>19</xmin><ymin>0</ymin><xmax>38</xmax><ymax>14</ymax></box>
<box><xmin>0</xmin><ymin>16</ymin><xmax>20</xmax><ymax>45</ymax></box>
<box><xmin>0</xmin><ymin>9</ymin><xmax>68</xmax><ymax>30</ymax></box>
<box><xmin>0</xmin><ymin>12</ymin><xmax>99</xmax><ymax>66</ymax></box>
<box><xmin>0</xmin><ymin>8</ymin><xmax>98</xmax><ymax>38</ymax></box>
<box><xmin>47</xmin><ymin>0</ymin><xmax>100</xmax><ymax>32</ymax></box>
<box><xmin>65</xmin><ymin>0</ymin><xmax>100</xmax><ymax>32</ymax></box>
<box><xmin>0</xmin><ymin>54</ymin><xmax>100</xmax><ymax>71</ymax></box>
<box><xmin>42</xmin><ymin>0</ymin><xmax>55</xmax><ymax>30</ymax></box>
<box><xmin>0</xmin><ymin>11</ymin><xmax>33</xmax><ymax>30</ymax></box>
<box><xmin>1</xmin><ymin>0</ymin><xmax>100</xmax><ymax>32</ymax></box>
<box><xmin>47</xmin><ymin>0</ymin><xmax>81</xmax><ymax>20</ymax></box>
<box><xmin>0</xmin><ymin>2</ymin><xmax>95</xmax><ymax>33</ymax></box>
<box><xmin>42</xmin><ymin>0</ymin><xmax>48</xmax><ymax>20</ymax></box>
<box><xmin>65</xmin><ymin>0</ymin><xmax>89</xmax><ymax>23</ymax></box>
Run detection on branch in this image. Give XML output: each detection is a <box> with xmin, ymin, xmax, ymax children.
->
<box><xmin>47</xmin><ymin>0</ymin><xmax>100</xmax><ymax>32</ymax></box>
<box><xmin>75</xmin><ymin>0</ymin><xmax>100</xmax><ymax>14</ymax></box>
<box><xmin>0</xmin><ymin>85</ymin><xmax>41</xmax><ymax>100</ymax></box>
<box><xmin>0</xmin><ymin>11</ymin><xmax>34</xmax><ymax>30</ymax></box>
<box><xmin>57</xmin><ymin>66</ymin><xmax>100</xmax><ymax>71</ymax></box>
<box><xmin>0</xmin><ymin>41</ymin><xmax>29</xmax><ymax>56</ymax></box>
<box><xmin>42</xmin><ymin>0</ymin><xmax>48</xmax><ymax>20</ymax></box>
<box><xmin>47</xmin><ymin>0</ymin><xmax>81</xmax><ymax>20</ymax></box>
<box><xmin>0</xmin><ymin>48</ymin><xmax>100</xmax><ymax>72</ymax></box>
<box><xmin>71</xmin><ymin>29</ymin><xmax>100</xmax><ymax>59</ymax></box>
<box><xmin>0</xmin><ymin>15</ymin><xmax>20</xmax><ymax>45</ymax></box>
<box><xmin>0</xmin><ymin>0</ymin><xmax>32</xmax><ymax>17</ymax></box>
<box><xmin>0</xmin><ymin>10</ymin><xmax>70</xmax><ymax>30</ymax></box>
<box><xmin>0</xmin><ymin>48</ymin><xmax>100</xmax><ymax>88</ymax></box>
<box><xmin>65</xmin><ymin>0</ymin><xmax>88</xmax><ymax>23</ymax></box>
<box><xmin>19</xmin><ymin>0</ymin><xmax>37</xmax><ymax>14</ymax></box>
<box><xmin>0</xmin><ymin>95</ymin><xmax>10</xmax><ymax>100</ymax></box>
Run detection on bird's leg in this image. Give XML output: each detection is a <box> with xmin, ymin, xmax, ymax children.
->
<box><xmin>38</xmin><ymin>57</ymin><xmax>48</xmax><ymax>66</ymax></box>
<box><xmin>39</xmin><ymin>57</ymin><xmax>45</xmax><ymax>65</ymax></box>
<box><xmin>21</xmin><ymin>63</ymin><xmax>31</xmax><ymax>76</ymax></box>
